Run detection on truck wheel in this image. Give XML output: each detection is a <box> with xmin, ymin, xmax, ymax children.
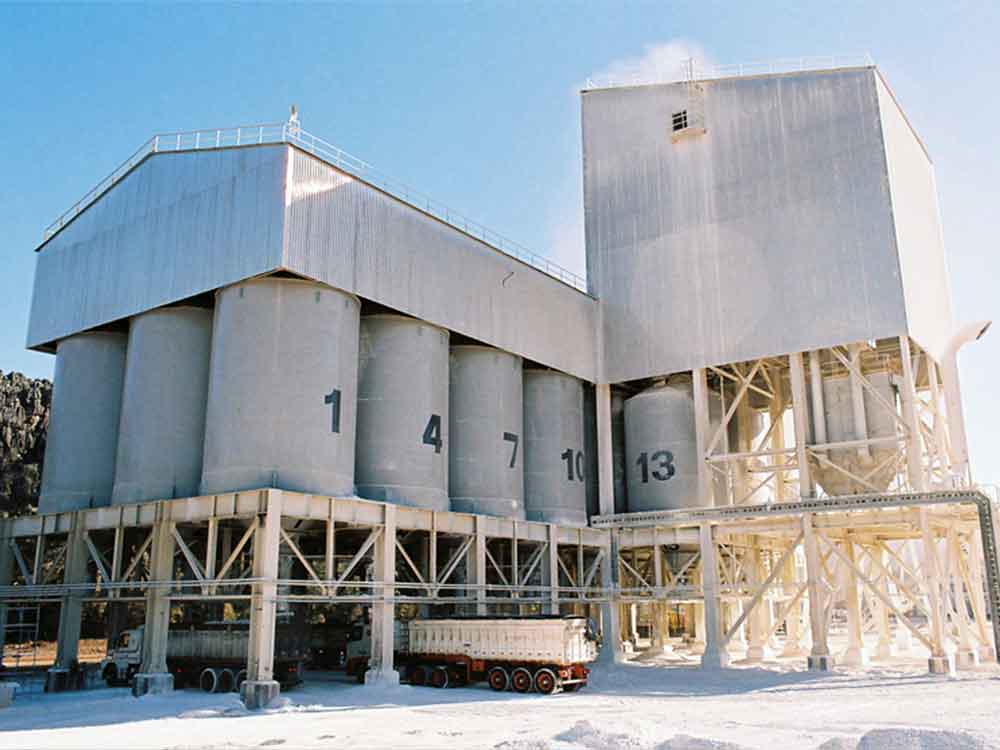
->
<box><xmin>429</xmin><ymin>666</ymin><xmax>449</xmax><ymax>689</ymax></box>
<box><xmin>408</xmin><ymin>666</ymin><xmax>427</xmax><ymax>686</ymax></box>
<box><xmin>511</xmin><ymin>667</ymin><xmax>533</xmax><ymax>693</ymax></box>
<box><xmin>217</xmin><ymin>669</ymin><xmax>236</xmax><ymax>693</ymax></box>
<box><xmin>487</xmin><ymin>666</ymin><xmax>509</xmax><ymax>692</ymax></box>
<box><xmin>199</xmin><ymin>668</ymin><xmax>219</xmax><ymax>693</ymax></box>
<box><xmin>533</xmin><ymin>668</ymin><xmax>558</xmax><ymax>695</ymax></box>
<box><xmin>563</xmin><ymin>682</ymin><xmax>582</xmax><ymax>692</ymax></box>
<box><xmin>235</xmin><ymin>670</ymin><xmax>247</xmax><ymax>693</ymax></box>
<box><xmin>102</xmin><ymin>665</ymin><xmax>120</xmax><ymax>688</ymax></box>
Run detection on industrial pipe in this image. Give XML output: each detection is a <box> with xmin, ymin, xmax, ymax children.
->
<box><xmin>936</xmin><ymin>320</ymin><xmax>991</xmax><ymax>483</ymax></box>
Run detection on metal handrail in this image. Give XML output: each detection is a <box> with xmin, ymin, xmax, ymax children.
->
<box><xmin>585</xmin><ymin>53</ymin><xmax>875</xmax><ymax>90</ymax></box>
<box><xmin>41</xmin><ymin>122</ymin><xmax>589</xmax><ymax>293</ymax></box>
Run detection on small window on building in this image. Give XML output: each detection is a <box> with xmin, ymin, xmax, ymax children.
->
<box><xmin>672</xmin><ymin>110</ymin><xmax>689</xmax><ymax>132</ymax></box>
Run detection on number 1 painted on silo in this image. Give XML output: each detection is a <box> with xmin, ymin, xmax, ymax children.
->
<box><xmin>324</xmin><ymin>389</ymin><xmax>341</xmax><ymax>433</ymax></box>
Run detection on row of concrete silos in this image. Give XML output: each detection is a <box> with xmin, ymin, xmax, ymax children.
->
<box><xmin>38</xmin><ymin>277</ymin><xmax>589</xmax><ymax>527</ymax></box>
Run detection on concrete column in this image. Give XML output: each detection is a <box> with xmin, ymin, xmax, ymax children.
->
<box><xmin>920</xmin><ymin>512</ymin><xmax>954</xmax><ymax>675</ymax></box>
<box><xmin>699</xmin><ymin>523</ymin><xmax>729</xmax><ymax>669</ymax></box>
<box><xmin>949</xmin><ymin>530</ymin><xmax>978</xmax><ymax>668</ymax></box>
<box><xmin>789</xmin><ymin>353</ymin><xmax>814</xmax><ymax>498</ymax></box>
<box><xmin>874</xmin><ymin>548</ymin><xmax>893</xmax><ymax>661</ymax></box>
<box><xmin>802</xmin><ymin>514</ymin><xmax>832</xmax><ymax>670</ymax></box>
<box><xmin>898</xmin><ymin>336</ymin><xmax>926</xmax><ymax>493</ymax></box>
<box><xmin>546</xmin><ymin>524</ymin><xmax>560</xmax><ymax>616</ymax></box>
<box><xmin>132</xmin><ymin>515</ymin><xmax>177</xmax><ymax>696</ymax></box>
<box><xmin>692</xmin><ymin>601</ymin><xmax>707</xmax><ymax>654</ymax></box>
<box><xmin>242</xmin><ymin>490</ymin><xmax>283</xmax><ymax>708</ymax></box>
<box><xmin>596</xmin><ymin>384</ymin><xmax>615</xmax><ymax>516</ymax></box>
<box><xmin>745</xmin><ymin>543</ymin><xmax>770</xmax><ymax>662</ymax></box>
<box><xmin>0</xmin><ymin>522</ymin><xmax>13</xmax><ymax>670</ymax></box>
<box><xmin>769</xmin><ymin>375</ymin><xmax>788</xmax><ymax>502</ymax></box>
<box><xmin>597</xmin><ymin>531</ymin><xmax>623</xmax><ymax>663</ymax></box>
<box><xmin>365</xmin><ymin>503</ymin><xmax>399</xmax><ymax>687</ymax></box>
<box><xmin>841</xmin><ymin>538</ymin><xmax>869</xmax><ymax>667</ymax></box>
<box><xmin>649</xmin><ymin>540</ymin><xmax>666</xmax><ymax>654</ymax></box>
<box><xmin>780</xmin><ymin>550</ymin><xmax>804</xmax><ymax>657</ymax></box>
<box><xmin>692</xmin><ymin>368</ymin><xmax>714</xmax><ymax>507</ymax></box>
<box><xmin>47</xmin><ymin>512</ymin><xmax>89</xmax><ymax>692</ymax></box>
<box><xmin>468</xmin><ymin>517</ymin><xmax>488</xmax><ymax>616</ymax></box>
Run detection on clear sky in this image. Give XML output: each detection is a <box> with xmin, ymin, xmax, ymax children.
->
<box><xmin>1</xmin><ymin>1</ymin><xmax>997</xmax><ymax>484</ymax></box>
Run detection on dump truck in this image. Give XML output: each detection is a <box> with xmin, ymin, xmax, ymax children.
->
<box><xmin>100</xmin><ymin>623</ymin><xmax>309</xmax><ymax>692</ymax></box>
<box><xmin>345</xmin><ymin>615</ymin><xmax>599</xmax><ymax>694</ymax></box>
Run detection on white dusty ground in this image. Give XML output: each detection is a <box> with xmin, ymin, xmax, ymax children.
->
<box><xmin>2</xmin><ymin>656</ymin><xmax>999</xmax><ymax>750</ymax></box>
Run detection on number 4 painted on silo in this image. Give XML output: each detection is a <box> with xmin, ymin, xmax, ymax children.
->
<box><xmin>324</xmin><ymin>389</ymin><xmax>341</xmax><ymax>433</ymax></box>
<box><xmin>422</xmin><ymin>414</ymin><xmax>443</xmax><ymax>453</ymax></box>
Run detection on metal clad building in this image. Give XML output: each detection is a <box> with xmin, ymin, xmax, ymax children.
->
<box><xmin>28</xmin><ymin>146</ymin><xmax>287</xmax><ymax>349</ymax></box>
<box><xmin>29</xmin><ymin>146</ymin><xmax>598</xmax><ymax>383</ymax></box>
<box><xmin>582</xmin><ymin>66</ymin><xmax>953</xmax><ymax>383</ymax></box>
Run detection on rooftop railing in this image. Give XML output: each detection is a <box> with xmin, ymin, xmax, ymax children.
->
<box><xmin>41</xmin><ymin>122</ymin><xmax>589</xmax><ymax>294</ymax></box>
<box><xmin>585</xmin><ymin>53</ymin><xmax>874</xmax><ymax>90</ymax></box>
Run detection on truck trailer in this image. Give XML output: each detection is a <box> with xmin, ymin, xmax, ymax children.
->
<box><xmin>101</xmin><ymin>623</ymin><xmax>309</xmax><ymax>692</ymax></box>
<box><xmin>346</xmin><ymin>616</ymin><xmax>599</xmax><ymax>694</ymax></box>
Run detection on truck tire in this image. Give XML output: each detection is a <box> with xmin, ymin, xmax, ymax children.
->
<box><xmin>217</xmin><ymin>669</ymin><xmax>236</xmax><ymax>693</ymax></box>
<box><xmin>199</xmin><ymin>667</ymin><xmax>219</xmax><ymax>693</ymax></box>
<box><xmin>429</xmin><ymin>666</ymin><xmax>449</xmax><ymax>689</ymax></box>
<box><xmin>487</xmin><ymin>666</ymin><xmax>509</xmax><ymax>692</ymax></box>
<box><xmin>235</xmin><ymin>670</ymin><xmax>247</xmax><ymax>692</ymax></box>
<box><xmin>408</xmin><ymin>665</ymin><xmax>427</xmax><ymax>686</ymax></box>
<box><xmin>102</xmin><ymin>664</ymin><xmax>122</xmax><ymax>688</ymax></box>
<box><xmin>533</xmin><ymin>668</ymin><xmax>558</xmax><ymax>695</ymax></box>
<box><xmin>511</xmin><ymin>667</ymin><xmax>533</xmax><ymax>693</ymax></box>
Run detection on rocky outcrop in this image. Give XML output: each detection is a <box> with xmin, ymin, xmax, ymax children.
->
<box><xmin>0</xmin><ymin>371</ymin><xmax>51</xmax><ymax>516</ymax></box>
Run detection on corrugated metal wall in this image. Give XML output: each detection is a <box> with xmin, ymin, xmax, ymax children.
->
<box><xmin>582</xmin><ymin>68</ymin><xmax>910</xmax><ymax>383</ymax></box>
<box><xmin>282</xmin><ymin>149</ymin><xmax>598</xmax><ymax>381</ymax></box>
<box><xmin>28</xmin><ymin>146</ymin><xmax>287</xmax><ymax>349</ymax></box>
<box><xmin>875</xmin><ymin>74</ymin><xmax>954</xmax><ymax>360</ymax></box>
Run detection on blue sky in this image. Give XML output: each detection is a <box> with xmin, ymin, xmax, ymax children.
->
<box><xmin>1</xmin><ymin>1</ymin><xmax>998</xmax><ymax>484</ymax></box>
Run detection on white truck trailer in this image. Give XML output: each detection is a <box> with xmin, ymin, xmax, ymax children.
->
<box><xmin>100</xmin><ymin>623</ymin><xmax>309</xmax><ymax>692</ymax></box>
<box><xmin>346</xmin><ymin>616</ymin><xmax>599</xmax><ymax>694</ymax></box>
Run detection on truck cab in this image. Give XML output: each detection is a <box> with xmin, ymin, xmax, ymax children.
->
<box><xmin>101</xmin><ymin>627</ymin><xmax>144</xmax><ymax>687</ymax></box>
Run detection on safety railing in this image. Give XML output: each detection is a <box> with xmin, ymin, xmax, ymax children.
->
<box><xmin>585</xmin><ymin>53</ymin><xmax>874</xmax><ymax>90</ymax></box>
<box><xmin>41</xmin><ymin>122</ymin><xmax>589</xmax><ymax>294</ymax></box>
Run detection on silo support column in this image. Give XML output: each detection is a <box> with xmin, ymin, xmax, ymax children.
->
<box><xmin>699</xmin><ymin>523</ymin><xmax>729</xmax><ymax>669</ymax></box>
<box><xmin>745</xmin><ymin>543</ymin><xmax>770</xmax><ymax>662</ymax></box>
<box><xmin>546</xmin><ymin>525</ymin><xmax>559</xmax><ymax>615</ymax></box>
<box><xmin>597</xmin><ymin>531</ymin><xmax>623</xmax><ymax>664</ymax></box>
<box><xmin>874</xmin><ymin>548</ymin><xmax>894</xmax><ymax>660</ymax></box>
<box><xmin>780</xmin><ymin>547</ymin><xmax>804</xmax><ymax>657</ymax></box>
<box><xmin>789</xmin><ymin>353</ymin><xmax>814</xmax><ymax>498</ymax></box>
<box><xmin>841</xmin><ymin>538</ymin><xmax>868</xmax><ymax>667</ymax></box>
<box><xmin>802</xmin><ymin>514</ymin><xmax>833</xmax><ymax>670</ymax></box>
<box><xmin>596</xmin><ymin>384</ymin><xmax>615</xmax><ymax>516</ymax></box>
<box><xmin>920</xmin><ymin>512</ymin><xmax>954</xmax><ymax>675</ymax></box>
<box><xmin>47</xmin><ymin>512</ymin><xmax>88</xmax><ymax>692</ymax></box>
<box><xmin>242</xmin><ymin>490</ymin><xmax>283</xmax><ymax>709</ymax></box>
<box><xmin>132</xmin><ymin>515</ymin><xmax>177</xmax><ymax>697</ymax></box>
<box><xmin>365</xmin><ymin>504</ymin><xmax>399</xmax><ymax>687</ymax></box>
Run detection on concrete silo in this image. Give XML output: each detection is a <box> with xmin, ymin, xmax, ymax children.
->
<box><xmin>39</xmin><ymin>331</ymin><xmax>127</xmax><ymax>512</ymax></box>
<box><xmin>112</xmin><ymin>306</ymin><xmax>213</xmax><ymax>504</ymax></box>
<box><xmin>355</xmin><ymin>315</ymin><xmax>450</xmax><ymax>511</ymax></box>
<box><xmin>449</xmin><ymin>345</ymin><xmax>524</xmax><ymax>519</ymax></box>
<box><xmin>523</xmin><ymin>369</ymin><xmax>588</xmax><ymax>526</ymax></box>
<box><xmin>200</xmin><ymin>277</ymin><xmax>360</xmax><ymax>497</ymax></box>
